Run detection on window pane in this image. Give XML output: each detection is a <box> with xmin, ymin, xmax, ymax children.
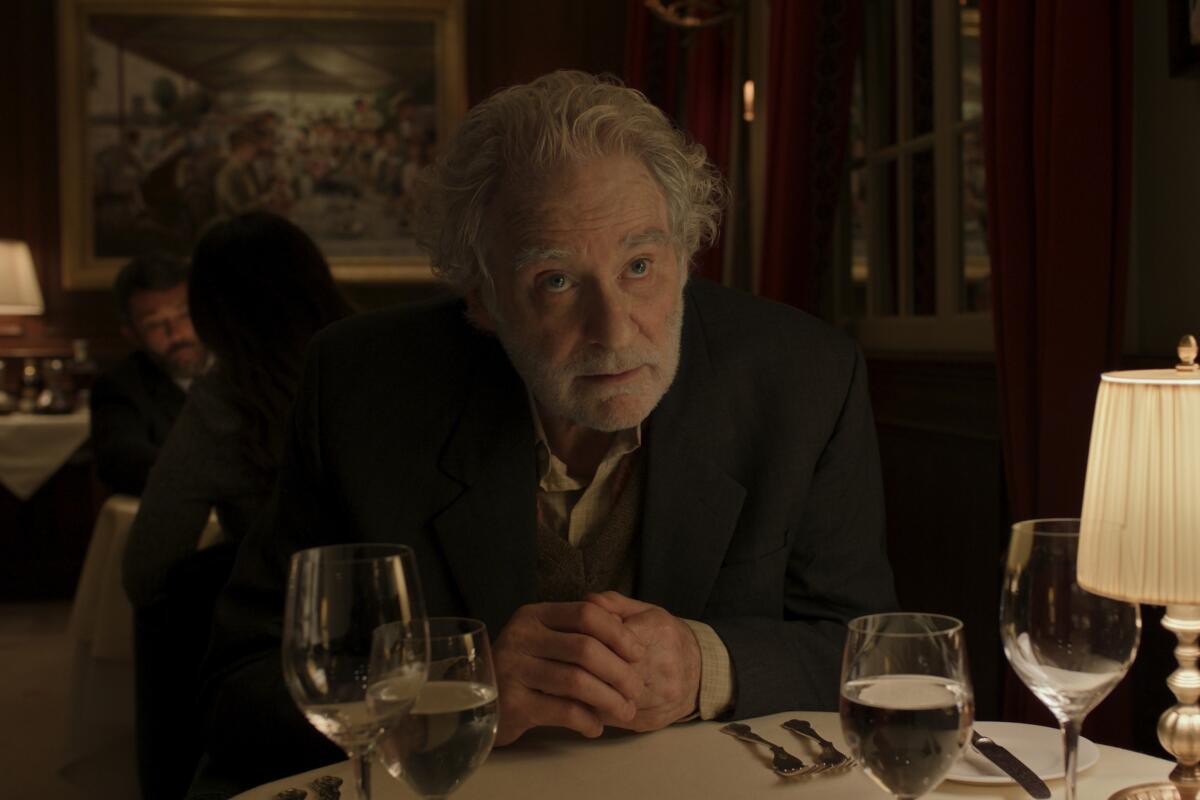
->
<box><xmin>911</xmin><ymin>148</ymin><xmax>936</xmax><ymax>315</ymax></box>
<box><xmin>961</xmin><ymin>125</ymin><xmax>991</xmax><ymax>311</ymax></box>
<box><xmin>961</xmin><ymin>0</ymin><xmax>983</xmax><ymax>121</ymax></box>
<box><xmin>850</xmin><ymin>167</ymin><xmax>868</xmax><ymax>317</ymax></box>
<box><xmin>870</xmin><ymin>159</ymin><xmax>899</xmax><ymax>316</ymax></box>
<box><xmin>912</xmin><ymin>0</ymin><xmax>934</xmax><ymax>136</ymax></box>
<box><xmin>850</xmin><ymin>55</ymin><xmax>865</xmax><ymax>162</ymax></box>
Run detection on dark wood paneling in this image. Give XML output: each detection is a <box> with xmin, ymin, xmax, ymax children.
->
<box><xmin>867</xmin><ymin>354</ymin><xmax>1008</xmax><ymax>720</ymax></box>
<box><xmin>0</xmin><ymin>0</ymin><xmax>122</xmax><ymax>360</ymax></box>
<box><xmin>466</xmin><ymin>0</ymin><xmax>627</xmax><ymax>104</ymax></box>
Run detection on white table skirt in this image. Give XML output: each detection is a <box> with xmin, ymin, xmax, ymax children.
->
<box><xmin>0</xmin><ymin>409</ymin><xmax>89</xmax><ymax>500</ymax></box>
<box><xmin>61</xmin><ymin>494</ymin><xmax>140</xmax><ymax>768</ymax></box>
<box><xmin>61</xmin><ymin>494</ymin><xmax>222</xmax><ymax>769</ymax></box>
<box><xmin>233</xmin><ymin>710</ymin><xmax>1177</xmax><ymax>800</ymax></box>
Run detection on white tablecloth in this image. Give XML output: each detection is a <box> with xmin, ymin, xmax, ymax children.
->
<box><xmin>61</xmin><ymin>495</ymin><xmax>139</xmax><ymax>768</ymax></box>
<box><xmin>61</xmin><ymin>494</ymin><xmax>222</xmax><ymax>768</ymax></box>
<box><xmin>0</xmin><ymin>409</ymin><xmax>89</xmax><ymax>500</ymax></box>
<box><xmin>234</xmin><ymin>710</ymin><xmax>1177</xmax><ymax>800</ymax></box>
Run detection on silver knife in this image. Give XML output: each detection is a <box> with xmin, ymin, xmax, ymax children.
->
<box><xmin>971</xmin><ymin>730</ymin><xmax>1051</xmax><ymax>799</ymax></box>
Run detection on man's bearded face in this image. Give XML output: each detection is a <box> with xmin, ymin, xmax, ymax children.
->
<box><xmin>473</xmin><ymin>155</ymin><xmax>686</xmax><ymax>433</ymax></box>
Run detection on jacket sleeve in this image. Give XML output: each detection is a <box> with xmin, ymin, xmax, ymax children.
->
<box><xmin>196</xmin><ymin>346</ymin><xmax>343</xmax><ymax>790</ymax></box>
<box><xmin>707</xmin><ymin>346</ymin><xmax>898</xmax><ymax>717</ymax></box>
<box><xmin>90</xmin><ymin>371</ymin><xmax>159</xmax><ymax>495</ymax></box>
<box><xmin>121</xmin><ymin>397</ymin><xmax>223</xmax><ymax>608</ymax></box>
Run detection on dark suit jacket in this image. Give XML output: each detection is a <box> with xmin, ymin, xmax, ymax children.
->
<box><xmin>90</xmin><ymin>350</ymin><xmax>186</xmax><ymax>495</ymax></box>
<box><xmin>197</xmin><ymin>279</ymin><xmax>897</xmax><ymax>792</ymax></box>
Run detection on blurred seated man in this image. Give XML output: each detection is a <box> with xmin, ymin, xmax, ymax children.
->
<box><xmin>195</xmin><ymin>71</ymin><xmax>897</xmax><ymax>795</ymax></box>
<box><xmin>90</xmin><ymin>253</ymin><xmax>209</xmax><ymax>495</ymax></box>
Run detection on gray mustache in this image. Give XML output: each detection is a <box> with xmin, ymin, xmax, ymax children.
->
<box><xmin>567</xmin><ymin>350</ymin><xmax>656</xmax><ymax>376</ymax></box>
<box><xmin>168</xmin><ymin>341</ymin><xmax>198</xmax><ymax>357</ymax></box>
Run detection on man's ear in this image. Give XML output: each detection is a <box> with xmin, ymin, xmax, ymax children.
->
<box><xmin>464</xmin><ymin>288</ymin><xmax>497</xmax><ymax>333</ymax></box>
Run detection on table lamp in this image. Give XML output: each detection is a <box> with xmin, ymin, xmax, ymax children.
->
<box><xmin>1078</xmin><ymin>336</ymin><xmax>1200</xmax><ymax>800</ymax></box>
<box><xmin>0</xmin><ymin>240</ymin><xmax>44</xmax><ymax>336</ymax></box>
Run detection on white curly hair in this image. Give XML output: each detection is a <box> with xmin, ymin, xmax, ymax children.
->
<box><xmin>413</xmin><ymin>70</ymin><xmax>726</xmax><ymax>295</ymax></box>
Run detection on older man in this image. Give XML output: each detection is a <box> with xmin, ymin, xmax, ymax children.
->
<box><xmin>197</xmin><ymin>71</ymin><xmax>896</xmax><ymax>793</ymax></box>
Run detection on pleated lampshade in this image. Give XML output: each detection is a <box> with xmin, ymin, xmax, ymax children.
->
<box><xmin>1078</xmin><ymin>368</ymin><xmax>1200</xmax><ymax>605</ymax></box>
<box><xmin>0</xmin><ymin>240</ymin><xmax>43</xmax><ymax>315</ymax></box>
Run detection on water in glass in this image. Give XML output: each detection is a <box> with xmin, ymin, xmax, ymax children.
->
<box><xmin>840</xmin><ymin>613</ymin><xmax>974</xmax><ymax>799</ymax></box>
<box><xmin>372</xmin><ymin>617</ymin><xmax>498</xmax><ymax>800</ymax></box>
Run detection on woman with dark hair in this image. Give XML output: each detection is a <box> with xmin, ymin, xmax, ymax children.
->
<box><xmin>122</xmin><ymin>211</ymin><xmax>352</xmax><ymax>800</ymax></box>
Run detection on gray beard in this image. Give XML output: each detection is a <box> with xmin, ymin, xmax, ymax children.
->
<box><xmin>493</xmin><ymin>292</ymin><xmax>685</xmax><ymax>433</ymax></box>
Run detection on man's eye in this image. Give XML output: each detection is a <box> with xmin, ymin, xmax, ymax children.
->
<box><xmin>541</xmin><ymin>274</ymin><xmax>571</xmax><ymax>293</ymax></box>
<box><xmin>628</xmin><ymin>258</ymin><xmax>651</xmax><ymax>277</ymax></box>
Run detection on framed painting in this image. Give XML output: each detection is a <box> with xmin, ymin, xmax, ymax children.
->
<box><xmin>1169</xmin><ymin>0</ymin><xmax>1200</xmax><ymax>77</ymax></box>
<box><xmin>57</xmin><ymin>0</ymin><xmax>466</xmax><ymax>288</ymax></box>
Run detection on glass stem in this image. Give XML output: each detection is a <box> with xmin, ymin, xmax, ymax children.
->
<box><xmin>1061</xmin><ymin>716</ymin><xmax>1082</xmax><ymax>800</ymax></box>
<box><xmin>350</xmin><ymin>749</ymin><xmax>372</xmax><ymax>800</ymax></box>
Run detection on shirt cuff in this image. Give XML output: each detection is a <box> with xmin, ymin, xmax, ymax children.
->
<box><xmin>682</xmin><ymin>619</ymin><xmax>735</xmax><ymax>720</ymax></box>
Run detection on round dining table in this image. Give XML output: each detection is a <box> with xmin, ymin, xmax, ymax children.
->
<box><xmin>232</xmin><ymin>710</ymin><xmax>1176</xmax><ymax>799</ymax></box>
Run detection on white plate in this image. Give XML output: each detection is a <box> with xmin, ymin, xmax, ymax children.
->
<box><xmin>945</xmin><ymin>721</ymin><xmax>1100</xmax><ymax>785</ymax></box>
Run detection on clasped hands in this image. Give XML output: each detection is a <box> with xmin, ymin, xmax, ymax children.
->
<box><xmin>492</xmin><ymin>591</ymin><xmax>702</xmax><ymax>746</ymax></box>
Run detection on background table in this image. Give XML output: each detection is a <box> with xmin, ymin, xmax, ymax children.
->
<box><xmin>234</xmin><ymin>710</ymin><xmax>1176</xmax><ymax>799</ymax></box>
<box><xmin>61</xmin><ymin>494</ymin><xmax>222</xmax><ymax>769</ymax></box>
<box><xmin>0</xmin><ymin>409</ymin><xmax>89</xmax><ymax>500</ymax></box>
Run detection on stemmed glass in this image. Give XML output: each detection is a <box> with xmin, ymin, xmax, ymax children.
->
<box><xmin>1001</xmin><ymin>518</ymin><xmax>1141</xmax><ymax>800</ymax></box>
<box><xmin>840</xmin><ymin>613</ymin><xmax>974</xmax><ymax>799</ymax></box>
<box><xmin>282</xmin><ymin>544</ymin><xmax>429</xmax><ymax>800</ymax></box>
<box><xmin>372</xmin><ymin>617</ymin><xmax>498</xmax><ymax>800</ymax></box>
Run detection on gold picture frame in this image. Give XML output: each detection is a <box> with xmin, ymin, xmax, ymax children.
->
<box><xmin>57</xmin><ymin>0</ymin><xmax>466</xmax><ymax>288</ymax></box>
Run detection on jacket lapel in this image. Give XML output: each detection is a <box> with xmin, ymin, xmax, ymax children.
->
<box><xmin>430</xmin><ymin>335</ymin><xmax>539</xmax><ymax>636</ymax></box>
<box><xmin>639</xmin><ymin>286</ymin><xmax>747</xmax><ymax>618</ymax></box>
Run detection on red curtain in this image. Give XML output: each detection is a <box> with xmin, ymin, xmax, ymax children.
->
<box><xmin>625</xmin><ymin>1</ymin><xmax>732</xmax><ymax>282</ymax></box>
<box><xmin>981</xmin><ymin>0</ymin><xmax>1133</xmax><ymax>745</ymax></box>
<box><xmin>758</xmin><ymin>0</ymin><xmax>862</xmax><ymax>313</ymax></box>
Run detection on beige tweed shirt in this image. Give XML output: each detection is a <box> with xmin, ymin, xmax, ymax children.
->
<box><xmin>530</xmin><ymin>403</ymin><xmax>735</xmax><ymax>720</ymax></box>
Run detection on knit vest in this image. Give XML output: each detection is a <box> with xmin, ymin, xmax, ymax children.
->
<box><xmin>535</xmin><ymin>455</ymin><xmax>643</xmax><ymax>602</ymax></box>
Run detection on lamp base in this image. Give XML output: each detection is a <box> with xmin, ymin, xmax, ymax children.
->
<box><xmin>1108</xmin><ymin>782</ymin><xmax>1199</xmax><ymax>800</ymax></box>
<box><xmin>1110</xmin><ymin>606</ymin><xmax>1200</xmax><ymax>800</ymax></box>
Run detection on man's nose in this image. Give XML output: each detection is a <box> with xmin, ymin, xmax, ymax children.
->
<box><xmin>163</xmin><ymin>317</ymin><xmax>191</xmax><ymax>344</ymax></box>
<box><xmin>583</xmin><ymin>284</ymin><xmax>635</xmax><ymax>350</ymax></box>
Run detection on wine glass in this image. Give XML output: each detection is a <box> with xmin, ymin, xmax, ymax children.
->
<box><xmin>372</xmin><ymin>617</ymin><xmax>498</xmax><ymax>800</ymax></box>
<box><xmin>1001</xmin><ymin>518</ymin><xmax>1141</xmax><ymax>800</ymax></box>
<box><xmin>282</xmin><ymin>544</ymin><xmax>429</xmax><ymax>800</ymax></box>
<box><xmin>840</xmin><ymin>613</ymin><xmax>974</xmax><ymax>799</ymax></box>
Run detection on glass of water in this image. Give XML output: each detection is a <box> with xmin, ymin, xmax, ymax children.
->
<box><xmin>1001</xmin><ymin>518</ymin><xmax>1141</xmax><ymax>800</ymax></box>
<box><xmin>840</xmin><ymin>613</ymin><xmax>974</xmax><ymax>799</ymax></box>
<box><xmin>282</xmin><ymin>544</ymin><xmax>428</xmax><ymax>800</ymax></box>
<box><xmin>372</xmin><ymin>617</ymin><xmax>498</xmax><ymax>799</ymax></box>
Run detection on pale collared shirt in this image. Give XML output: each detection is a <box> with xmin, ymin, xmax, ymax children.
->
<box><xmin>529</xmin><ymin>399</ymin><xmax>734</xmax><ymax>720</ymax></box>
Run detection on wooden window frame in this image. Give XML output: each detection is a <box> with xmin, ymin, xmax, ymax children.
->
<box><xmin>836</xmin><ymin>0</ymin><xmax>992</xmax><ymax>353</ymax></box>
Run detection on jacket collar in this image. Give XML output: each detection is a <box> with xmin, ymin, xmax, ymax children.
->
<box><xmin>431</xmin><ymin>330</ymin><xmax>540</xmax><ymax>635</ymax></box>
<box><xmin>431</xmin><ymin>282</ymin><xmax>747</xmax><ymax>627</ymax></box>
<box><xmin>639</xmin><ymin>283</ymin><xmax>747</xmax><ymax>617</ymax></box>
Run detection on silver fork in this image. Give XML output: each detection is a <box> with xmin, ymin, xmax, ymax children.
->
<box><xmin>781</xmin><ymin>719</ymin><xmax>856</xmax><ymax>772</ymax></box>
<box><xmin>719</xmin><ymin>722</ymin><xmax>819</xmax><ymax>777</ymax></box>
